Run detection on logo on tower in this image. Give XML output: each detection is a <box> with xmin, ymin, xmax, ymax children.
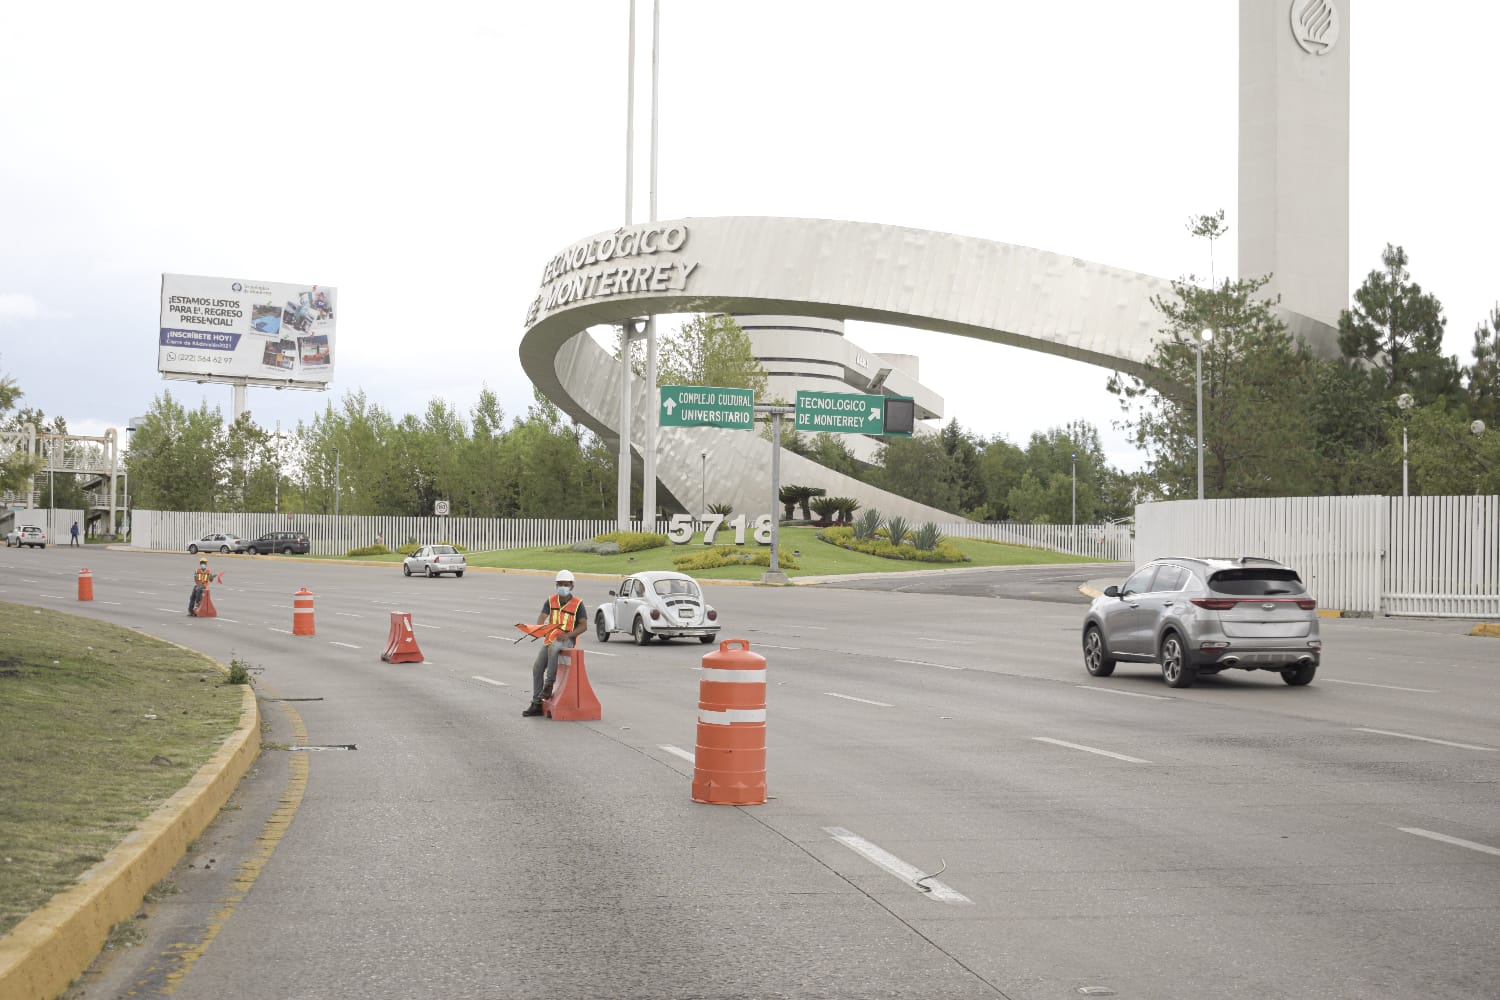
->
<box><xmin>1290</xmin><ymin>0</ymin><xmax>1340</xmax><ymax>55</ymax></box>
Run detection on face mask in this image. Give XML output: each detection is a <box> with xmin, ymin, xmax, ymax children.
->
<box><xmin>557</xmin><ymin>586</ymin><xmax>572</xmax><ymax>598</ymax></box>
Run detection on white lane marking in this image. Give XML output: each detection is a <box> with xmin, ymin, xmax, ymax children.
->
<box><xmin>754</xmin><ymin>642</ymin><xmax>800</xmax><ymax>650</ymax></box>
<box><xmin>136</xmin><ymin>591</ymin><xmax>158</xmax><ymax>596</ymax></box>
<box><xmin>897</xmin><ymin>658</ymin><xmax>963</xmax><ymax>670</ymax></box>
<box><xmin>416</xmin><ymin>623</ymin><xmax>441</xmax><ymax>629</ymax></box>
<box><xmin>97</xmin><ymin>600</ymin><xmax>123</xmax><ymax>605</ymax></box>
<box><xmin>215</xmin><ymin>617</ymin><xmax>240</xmax><ymax>623</ymax></box>
<box><xmin>1355</xmin><ymin>728</ymin><xmax>1500</xmax><ymax>752</ymax></box>
<box><xmin>472</xmin><ymin>676</ymin><xmax>507</xmax><ymax>687</ymax></box>
<box><xmin>330</xmin><ymin>641</ymin><xmax>360</xmax><ymax>649</ymax></box>
<box><xmin>156</xmin><ymin>608</ymin><xmax>181</xmax><ymax>615</ymax></box>
<box><xmin>1324</xmin><ymin>678</ymin><xmax>1438</xmax><ymax>693</ymax></box>
<box><xmin>915</xmin><ymin>636</ymin><xmax>969</xmax><ymax>644</ymax></box>
<box><xmin>1075</xmin><ymin>685</ymin><xmax>1171</xmax><ymax>701</ymax></box>
<box><xmin>454</xmin><ymin>609</ymin><xmax>482</xmax><ymax>615</ymax></box>
<box><xmin>44</xmin><ymin>594</ymin><xmax>64</xmax><ymax>600</ymax></box>
<box><xmin>824</xmin><ymin>827</ymin><xmax>972</xmax><ymax>905</ymax></box>
<box><xmin>584</xmin><ymin>649</ymin><xmax>619</xmax><ymax>656</ymax></box>
<box><xmin>268</xmin><ymin>627</ymin><xmax>293</xmax><ymax>635</ymax></box>
<box><xmin>335</xmin><ymin>612</ymin><xmax>364</xmax><ymax>618</ymax></box>
<box><xmin>825</xmin><ymin>692</ymin><xmax>893</xmax><ymax>707</ymax></box>
<box><xmin>1399</xmin><ymin>827</ymin><xmax>1500</xmax><ymax>857</ymax></box>
<box><xmin>659</xmin><ymin>744</ymin><xmax>695</xmax><ymax>763</ymax></box>
<box><xmin>1033</xmin><ymin>736</ymin><xmax>1151</xmax><ymax>763</ymax></box>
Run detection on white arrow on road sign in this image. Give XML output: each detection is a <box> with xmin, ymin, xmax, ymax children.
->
<box><xmin>663</xmin><ymin>398</ymin><xmax>677</xmax><ymax>415</ymax></box>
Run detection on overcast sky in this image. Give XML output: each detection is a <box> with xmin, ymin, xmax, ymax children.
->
<box><xmin>2</xmin><ymin>1</ymin><xmax>1496</xmax><ymax>473</ymax></box>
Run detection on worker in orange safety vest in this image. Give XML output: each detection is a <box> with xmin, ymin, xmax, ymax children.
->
<box><xmin>523</xmin><ymin>570</ymin><xmax>587</xmax><ymax>717</ymax></box>
<box><xmin>189</xmin><ymin>558</ymin><xmax>212</xmax><ymax>616</ymax></box>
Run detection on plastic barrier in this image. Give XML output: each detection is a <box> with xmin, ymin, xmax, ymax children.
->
<box><xmin>194</xmin><ymin>587</ymin><xmax>218</xmax><ymax>618</ymax></box>
<box><xmin>692</xmin><ymin>639</ymin><xmax>766</xmax><ymax>805</ymax></box>
<box><xmin>77</xmin><ymin>568</ymin><xmax>93</xmax><ymax>602</ymax></box>
<box><xmin>293</xmin><ymin>588</ymin><xmax>315</xmax><ymax>636</ymax></box>
<box><xmin>381</xmin><ymin>612</ymin><xmax>424</xmax><ymax>663</ymax></box>
<box><xmin>543</xmin><ymin>648</ymin><xmax>601</xmax><ymax>721</ymax></box>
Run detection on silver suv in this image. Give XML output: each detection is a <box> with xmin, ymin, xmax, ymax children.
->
<box><xmin>1082</xmin><ymin>557</ymin><xmax>1321</xmax><ymax>688</ymax></box>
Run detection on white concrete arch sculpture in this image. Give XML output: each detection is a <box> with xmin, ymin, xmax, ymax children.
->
<box><xmin>519</xmin><ymin>217</ymin><xmax>1335</xmax><ymax>522</ymax></box>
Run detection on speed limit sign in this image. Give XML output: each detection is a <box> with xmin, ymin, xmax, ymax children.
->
<box><xmin>434</xmin><ymin>500</ymin><xmax>450</xmax><ymax>516</ymax></box>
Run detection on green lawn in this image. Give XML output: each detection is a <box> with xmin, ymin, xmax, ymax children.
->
<box><xmin>0</xmin><ymin>606</ymin><xmax>245</xmax><ymax>936</ymax></box>
<box><xmin>329</xmin><ymin>525</ymin><xmax>1108</xmax><ymax>582</ymax></box>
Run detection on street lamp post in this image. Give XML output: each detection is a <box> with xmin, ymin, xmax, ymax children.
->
<box><xmin>1397</xmin><ymin>393</ymin><xmax>1414</xmax><ymax>499</ymax></box>
<box><xmin>1194</xmin><ymin>328</ymin><xmax>1213</xmax><ymax>500</ymax></box>
<box><xmin>333</xmin><ymin>447</ymin><xmax>341</xmax><ymax>517</ymax></box>
<box><xmin>1070</xmin><ymin>451</ymin><xmax>1076</xmax><ymax>526</ymax></box>
<box><xmin>700</xmin><ymin>450</ymin><xmax>706</xmax><ymax>518</ymax></box>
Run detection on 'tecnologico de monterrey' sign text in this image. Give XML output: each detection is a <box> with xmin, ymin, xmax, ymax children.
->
<box><xmin>527</xmin><ymin>223</ymin><xmax>697</xmax><ymax>325</ymax></box>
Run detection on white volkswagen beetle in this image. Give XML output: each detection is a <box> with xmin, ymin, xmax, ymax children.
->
<box><xmin>594</xmin><ymin>570</ymin><xmax>720</xmax><ymax>645</ymax></box>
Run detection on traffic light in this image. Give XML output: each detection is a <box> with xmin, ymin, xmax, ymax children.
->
<box><xmin>882</xmin><ymin>396</ymin><xmax>914</xmax><ymax>436</ymax></box>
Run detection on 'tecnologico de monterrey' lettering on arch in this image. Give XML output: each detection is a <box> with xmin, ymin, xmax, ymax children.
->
<box><xmin>527</xmin><ymin>224</ymin><xmax>696</xmax><ymax>326</ymax></box>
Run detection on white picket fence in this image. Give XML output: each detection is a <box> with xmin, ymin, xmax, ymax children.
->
<box><xmin>1136</xmin><ymin>495</ymin><xmax>1500</xmax><ymax>618</ymax></box>
<box><xmin>129</xmin><ymin>510</ymin><xmax>1133</xmax><ymax>562</ymax></box>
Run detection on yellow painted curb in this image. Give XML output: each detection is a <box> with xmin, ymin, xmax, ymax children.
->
<box><xmin>0</xmin><ymin>684</ymin><xmax>260</xmax><ymax>1000</ymax></box>
<box><xmin>1471</xmin><ymin>623</ymin><xmax>1500</xmax><ymax>638</ymax></box>
<box><xmin>1317</xmin><ymin>609</ymin><xmax>1344</xmax><ymax>619</ymax></box>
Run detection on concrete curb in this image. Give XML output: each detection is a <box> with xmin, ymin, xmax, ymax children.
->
<box><xmin>0</xmin><ymin>683</ymin><xmax>260</xmax><ymax>1000</ymax></box>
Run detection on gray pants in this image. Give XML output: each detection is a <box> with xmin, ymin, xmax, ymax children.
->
<box><xmin>189</xmin><ymin>584</ymin><xmax>205</xmax><ymax>614</ymax></box>
<box><xmin>530</xmin><ymin>639</ymin><xmax>574</xmax><ymax>703</ymax></box>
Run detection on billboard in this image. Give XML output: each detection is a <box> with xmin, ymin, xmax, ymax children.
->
<box><xmin>158</xmin><ymin>274</ymin><xmax>337</xmax><ymax>385</ymax></box>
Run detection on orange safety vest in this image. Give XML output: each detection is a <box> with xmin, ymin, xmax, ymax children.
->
<box><xmin>546</xmin><ymin>593</ymin><xmax>582</xmax><ymax>634</ymax></box>
<box><xmin>194</xmin><ymin>567</ymin><xmax>212</xmax><ymax>586</ymax></box>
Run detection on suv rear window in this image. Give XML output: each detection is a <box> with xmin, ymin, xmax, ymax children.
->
<box><xmin>1208</xmin><ymin>569</ymin><xmax>1306</xmax><ymax>596</ymax></box>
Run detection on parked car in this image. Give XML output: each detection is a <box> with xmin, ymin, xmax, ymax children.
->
<box><xmin>595</xmin><ymin>570</ymin><xmax>720</xmax><ymax>645</ymax></box>
<box><xmin>402</xmin><ymin>544</ymin><xmax>466</xmax><ymax>578</ymax></box>
<box><xmin>5</xmin><ymin>525</ymin><xmax>47</xmax><ymax>548</ymax></box>
<box><xmin>1081</xmin><ymin>556</ymin><xmax>1321</xmax><ymax>688</ymax></box>
<box><xmin>188</xmin><ymin>532</ymin><xmax>247</xmax><ymax>554</ymax></box>
<box><xmin>246</xmin><ymin>531</ymin><xmax>310</xmax><ymax>555</ymax></box>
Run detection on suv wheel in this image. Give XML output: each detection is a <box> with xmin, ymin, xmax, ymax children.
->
<box><xmin>1082</xmin><ymin>625</ymin><xmax>1116</xmax><ymax>677</ymax></box>
<box><xmin>1281</xmin><ymin>662</ymin><xmax>1318</xmax><ymax>686</ymax></box>
<box><xmin>1160</xmin><ymin>632</ymin><xmax>1197</xmax><ymax>688</ymax></box>
<box><xmin>282</xmin><ymin>546</ymin><xmax>295</xmax><ymax>555</ymax></box>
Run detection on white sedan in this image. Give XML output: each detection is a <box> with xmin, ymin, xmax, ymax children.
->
<box><xmin>594</xmin><ymin>570</ymin><xmax>720</xmax><ymax>645</ymax></box>
<box><xmin>402</xmin><ymin>544</ymin><xmax>467</xmax><ymax>578</ymax></box>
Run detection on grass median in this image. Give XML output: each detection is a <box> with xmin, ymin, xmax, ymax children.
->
<box><xmin>329</xmin><ymin>524</ymin><xmax>1111</xmax><ymax>580</ymax></box>
<box><xmin>0</xmin><ymin>605</ymin><xmax>246</xmax><ymax>937</ymax></box>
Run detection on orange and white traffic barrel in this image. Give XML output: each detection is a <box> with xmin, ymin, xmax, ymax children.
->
<box><xmin>692</xmin><ymin>638</ymin><xmax>766</xmax><ymax>805</ymax></box>
<box><xmin>77</xmin><ymin>568</ymin><xmax>94</xmax><ymax>601</ymax></box>
<box><xmin>293</xmin><ymin>587</ymin><xmax>316</xmax><ymax>636</ymax></box>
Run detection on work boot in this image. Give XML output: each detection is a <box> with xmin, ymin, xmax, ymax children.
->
<box><xmin>522</xmin><ymin>702</ymin><xmax>544</xmax><ymax>718</ymax></box>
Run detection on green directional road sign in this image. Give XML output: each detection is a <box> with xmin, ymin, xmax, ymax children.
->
<box><xmin>795</xmin><ymin>390</ymin><xmax>912</xmax><ymax>436</ymax></box>
<box><xmin>660</xmin><ymin>385</ymin><xmax>756</xmax><ymax>430</ymax></box>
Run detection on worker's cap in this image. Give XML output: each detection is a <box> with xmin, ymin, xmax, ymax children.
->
<box><xmin>199</xmin><ymin>558</ymin><xmax>208</xmax><ymax>564</ymax></box>
<box><xmin>555</xmin><ymin>569</ymin><xmax>575</xmax><ymax>583</ymax></box>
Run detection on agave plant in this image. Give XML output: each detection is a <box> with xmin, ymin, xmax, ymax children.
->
<box><xmin>885</xmin><ymin>515</ymin><xmax>910</xmax><ymax>548</ymax></box>
<box><xmin>853</xmin><ymin>508</ymin><xmax>883</xmax><ymax>541</ymax></box>
<box><xmin>913</xmin><ymin>522</ymin><xmax>943</xmax><ymax>551</ymax></box>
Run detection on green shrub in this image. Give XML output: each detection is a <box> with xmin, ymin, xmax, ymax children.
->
<box><xmin>853</xmin><ymin>508</ymin><xmax>883</xmax><ymax>541</ymax></box>
<box><xmin>913</xmin><ymin>522</ymin><xmax>943</xmax><ymax>551</ymax></box>
<box><xmin>810</xmin><ymin>496</ymin><xmax>841</xmax><ymax>521</ymax></box>
<box><xmin>226</xmin><ymin>657</ymin><xmax>254</xmax><ymax>686</ymax></box>
<box><xmin>707</xmin><ymin>502</ymin><xmax>734</xmax><ymax>516</ymax></box>
<box><xmin>886</xmin><ymin>515</ymin><xmax>910</xmax><ymax>547</ymax></box>
<box><xmin>672</xmin><ymin>545</ymin><xmax>800</xmax><ymax>571</ymax></box>
<box><xmin>593</xmin><ymin>530</ymin><xmax>668</xmax><ymax>553</ymax></box>
<box><xmin>346</xmin><ymin>543</ymin><xmax>394</xmax><ymax>557</ymax></box>
<box><xmin>570</xmin><ymin>540</ymin><xmax>623</xmax><ymax>555</ymax></box>
<box><xmin>817</xmin><ymin>526</ymin><xmax>966</xmax><ymax>564</ymax></box>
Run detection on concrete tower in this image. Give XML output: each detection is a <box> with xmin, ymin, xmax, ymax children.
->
<box><xmin>1239</xmin><ymin>0</ymin><xmax>1350</xmax><ymax>327</ymax></box>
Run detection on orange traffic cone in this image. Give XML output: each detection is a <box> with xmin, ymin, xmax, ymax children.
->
<box><xmin>293</xmin><ymin>588</ymin><xmax>315</xmax><ymax>636</ymax></box>
<box><xmin>381</xmin><ymin>612</ymin><xmax>424</xmax><ymax>663</ymax></box>
<box><xmin>543</xmin><ymin>648</ymin><xmax>601</xmax><ymax>721</ymax></box>
<box><xmin>692</xmin><ymin>639</ymin><xmax>766</xmax><ymax>805</ymax></box>
<box><xmin>194</xmin><ymin>587</ymin><xmax>218</xmax><ymax>619</ymax></box>
<box><xmin>77</xmin><ymin>568</ymin><xmax>94</xmax><ymax>602</ymax></box>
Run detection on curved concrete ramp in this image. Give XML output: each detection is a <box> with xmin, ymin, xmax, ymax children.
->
<box><xmin>520</xmin><ymin>217</ymin><xmax>1334</xmax><ymax>520</ymax></box>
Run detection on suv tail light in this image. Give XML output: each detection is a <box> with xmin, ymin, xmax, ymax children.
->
<box><xmin>1191</xmin><ymin>598</ymin><xmax>1238</xmax><ymax>610</ymax></box>
<box><xmin>1296</xmin><ymin>599</ymin><xmax>1317</xmax><ymax>610</ymax></box>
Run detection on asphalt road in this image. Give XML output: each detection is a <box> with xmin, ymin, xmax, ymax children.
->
<box><xmin>5</xmin><ymin>545</ymin><xmax>1498</xmax><ymax>1000</ymax></box>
